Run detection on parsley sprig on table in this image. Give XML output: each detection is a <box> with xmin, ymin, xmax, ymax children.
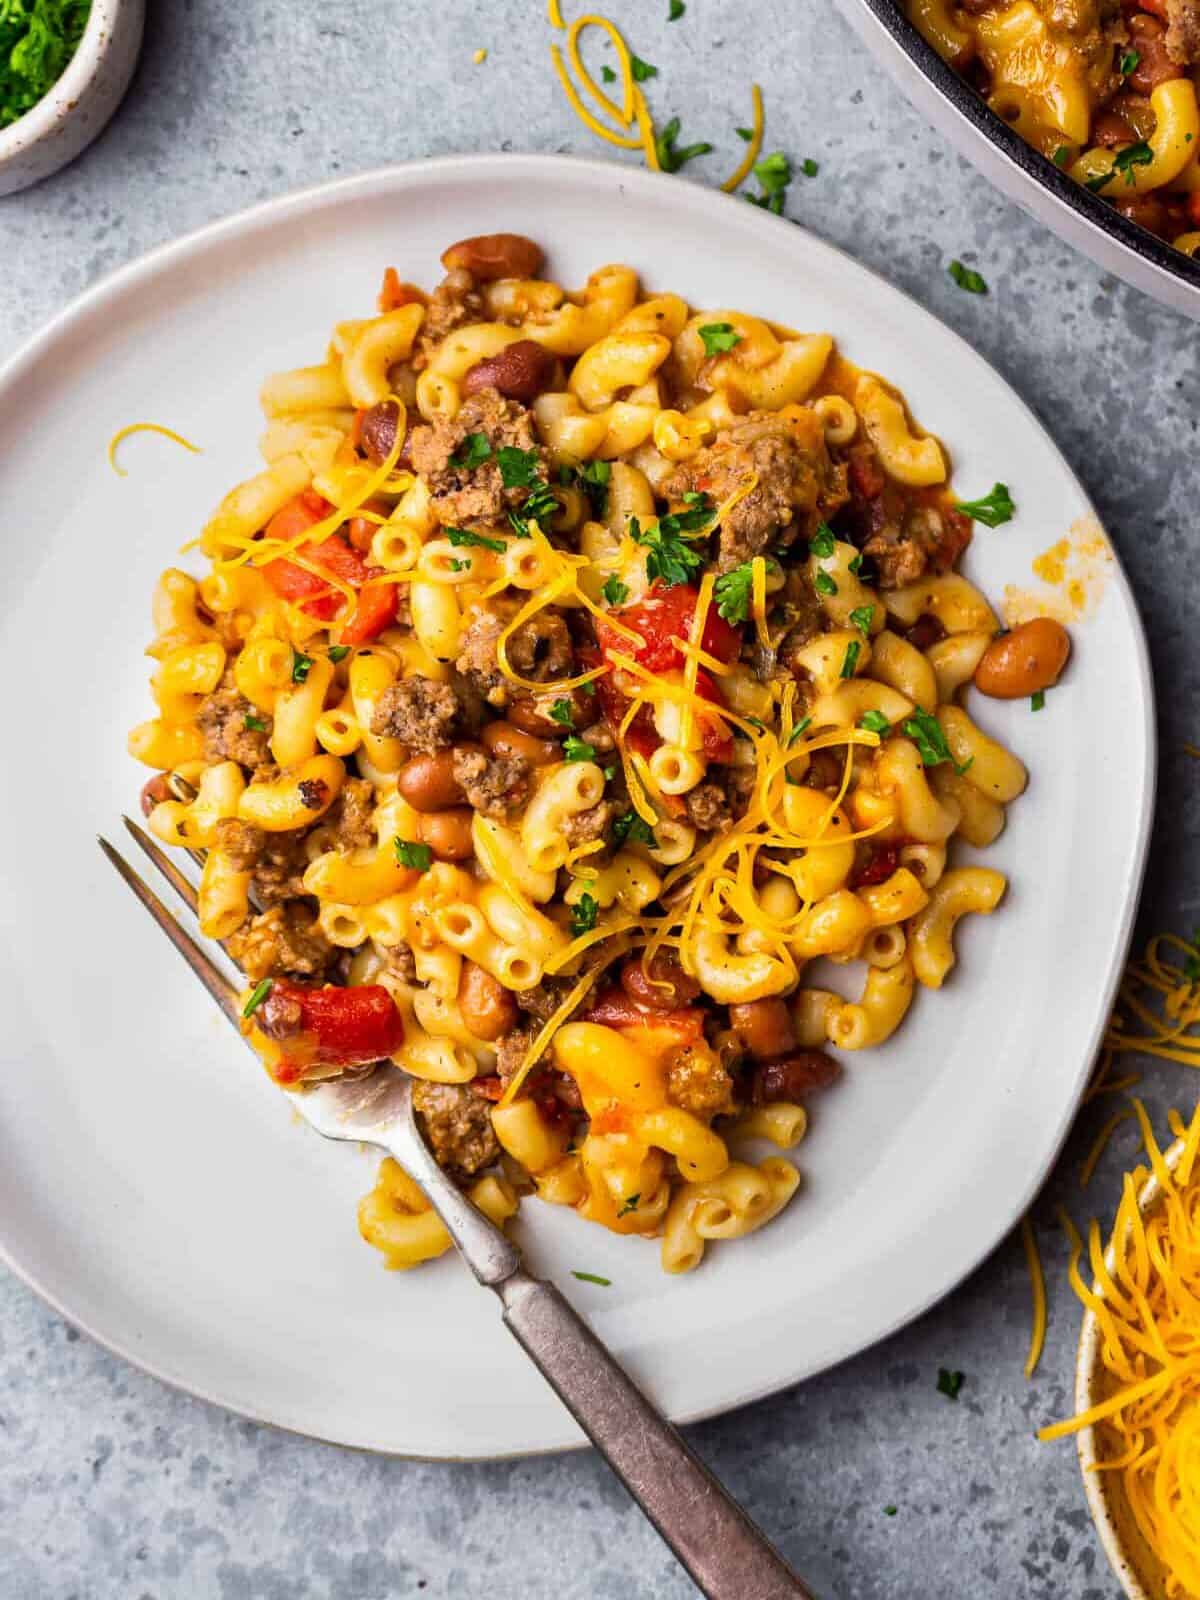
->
<box><xmin>0</xmin><ymin>0</ymin><xmax>90</xmax><ymax>131</ymax></box>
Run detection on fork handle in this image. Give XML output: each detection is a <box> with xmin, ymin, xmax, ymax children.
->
<box><xmin>498</xmin><ymin>1270</ymin><xmax>815</xmax><ymax>1600</ymax></box>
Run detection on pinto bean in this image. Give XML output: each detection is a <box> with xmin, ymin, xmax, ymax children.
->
<box><xmin>461</xmin><ymin>340</ymin><xmax>556</xmax><ymax>402</ymax></box>
<box><xmin>728</xmin><ymin>999</ymin><xmax>797</xmax><ymax>1060</ymax></box>
<box><xmin>1092</xmin><ymin>109</ymin><xmax>1137</xmax><ymax>147</ymax></box>
<box><xmin>360</xmin><ymin>400</ymin><xmax>412</xmax><ymax>468</ymax></box>
<box><xmin>140</xmin><ymin>773</ymin><xmax>172</xmax><ymax>816</ymax></box>
<box><xmin>750</xmin><ymin>1051</ymin><xmax>842</xmax><ymax>1104</ymax></box>
<box><xmin>417</xmin><ymin>807</ymin><xmax>475</xmax><ymax>861</ymax></box>
<box><xmin>480</xmin><ymin>720</ymin><xmax>560</xmax><ymax>766</ymax></box>
<box><xmin>974</xmin><ymin>618</ymin><xmax>1071</xmax><ymax>699</ymax></box>
<box><xmin>1127</xmin><ymin>14</ymin><xmax>1183</xmax><ymax>92</ymax></box>
<box><xmin>619</xmin><ymin>951</ymin><xmax>702</xmax><ymax>1011</ymax></box>
<box><xmin>397</xmin><ymin>749</ymin><xmax>472</xmax><ymax>811</ymax></box>
<box><xmin>458</xmin><ymin>960</ymin><xmax>519</xmax><ymax>1041</ymax></box>
<box><xmin>440</xmin><ymin>233</ymin><xmax>545</xmax><ymax>281</ymax></box>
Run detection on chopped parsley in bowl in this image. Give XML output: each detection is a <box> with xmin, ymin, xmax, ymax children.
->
<box><xmin>0</xmin><ymin>0</ymin><xmax>91</xmax><ymax>131</ymax></box>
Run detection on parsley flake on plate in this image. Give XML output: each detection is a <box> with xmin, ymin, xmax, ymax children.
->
<box><xmin>571</xmin><ymin>1270</ymin><xmax>612</xmax><ymax>1286</ymax></box>
<box><xmin>809</xmin><ymin>522</ymin><xmax>836</xmax><ymax>558</ymax></box>
<box><xmin>902</xmin><ymin>708</ymin><xmax>971</xmax><ymax>774</ymax></box>
<box><xmin>860</xmin><ymin>709</ymin><xmax>891</xmax><ymax>736</ymax></box>
<box><xmin>549</xmin><ymin>698</ymin><xmax>576</xmax><ymax>728</ymax></box>
<box><xmin>698</xmin><ymin>321</ymin><xmax>741</xmax><ymax>355</ymax></box>
<box><xmin>840</xmin><ymin>640</ymin><xmax>861</xmax><ymax>679</ymax></box>
<box><xmin>601</xmin><ymin>64</ymin><xmax>617</xmax><ymax>84</ymax></box>
<box><xmin>955</xmin><ymin>483</ymin><xmax>1014</xmax><ymax>527</ymax></box>
<box><xmin>1052</xmin><ymin>146</ymin><xmax>1071</xmax><ymax>168</ymax></box>
<box><xmin>1031</xmin><ymin>689</ymin><xmax>1046</xmax><ymax>712</ymax></box>
<box><xmin>948</xmin><ymin>259</ymin><xmax>988</xmax><ymax>294</ymax></box>
<box><xmin>613</xmin><ymin>810</ymin><xmax>656</xmax><ymax>849</ymax></box>
<box><xmin>801</xmin><ymin>158</ymin><xmax>819</xmax><ymax>177</ymax></box>
<box><xmin>563</xmin><ymin>735</ymin><xmax>596</xmax><ymax>763</ymax></box>
<box><xmin>327</xmin><ymin>644</ymin><xmax>351</xmax><ymax>663</ymax></box>
<box><xmin>815</xmin><ymin>570</ymin><xmax>838</xmax><ymax>597</ymax></box>
<box><xmin>495</xmin><ymin>445</ymin><xmax>542</xmax><ymax>488</ymax></box>
<box><xmin>570</xmin><ymin>892</ymin><xmax>599</xmax><ymax>937</ymax></box>
<box><xmin>602</xmin><ymin>573</ymin><xmax>630</xmax><ymax>606</ymax></box>
<box><xmin>243</xmin><ymin>713</ymin><xmax>268</xmax><ymax>732</ymax></box>
<box><xmin>747</xmin><ymin>151</ymin><xmax>792</xmax><ymax>215</ymax></box>
<box><xmin>786</xmin><ymin>715</ymin><xmax>812</xmax><ymax>746</ymax></box>
<box><xmin>1119</xmin><ymin>48</ymin><xmax>1140</xmax><ymax>74</ymax></box>
<box><xmin>669</xmin><ymin>0</ymin><xmax>685</xmax><ymax>17</ymax></box>
<box><xmin>630</xmin><ymin>499</ymin><xmax>713</xmax><ymax>587</ymax></box>
<box><xmin>630</xmin><ymin>53</ymin><xmax>657</xmax><ymax>81</ymax></box>
<box><xmin>394</xmin><ymin>837</ymin><xmax>433</xmax><ymax>872</ymax></box>
<box><xmin>291</xmin><ymin>648</ymin><xmax>313</xmax><ymax>684</ymax></box>
<box><xmin>849</xmin><ymin>604</ymin><xmax>875</xmax><ymax>636</ymax></box>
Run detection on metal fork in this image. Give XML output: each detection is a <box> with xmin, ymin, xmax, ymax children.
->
<box><xmin>99</xmin><ymin>820</ymin><xmax>816</xmax><ymax>1600</ymax></box>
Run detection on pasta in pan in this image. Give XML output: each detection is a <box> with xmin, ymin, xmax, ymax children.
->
<box><xmin>128</xmin><ymin>232</ymin><xmax>1070</xmax><ymax>1275</ymax></box>
<box><xmin>905</xmin><ymin>0</ymin><xmax>1200</xmax><ymax>253</ymax></box>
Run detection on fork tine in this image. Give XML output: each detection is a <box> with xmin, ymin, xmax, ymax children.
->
<box><xmin>121</xmin><ymin>815</ymin><xmax>200</xmax><ymax>916</ymax></box>
<box><xmin>98</xmin><ymin>835</ymin><xmax>243</xmax><ymax>1032</ymax></box>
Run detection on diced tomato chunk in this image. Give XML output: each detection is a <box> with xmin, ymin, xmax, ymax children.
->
<box><xmin>338</xmin><ymin>576</ymin><xmax>398</xmax><ymax>646</ymax></box>
<box><xmin>260</xmin><ymin>493</ymin><xmax>372</xmax><ymax>621</ymax></box>
<box><xmin>596</xmin><ymin>583</ymin><xmax>741</xmax><ymax>673</ymax></box>
<box><xmin>849</xmin><ymin>843</ymin><xmax>900</xmax><ymax>889</ymax></box>
<box><xmin>264</xmin><ymin>978</ymin><xmax>405</xmax><ymax>1083</ymax></box>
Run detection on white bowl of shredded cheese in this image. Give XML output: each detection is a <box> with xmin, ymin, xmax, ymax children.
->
<box><xmin>0</xmin><ymin>0</ymin><xmax>144</xmax><ymax>198</ymax></box>
<box><xmin>1072</xmin><ymin>1123</ymin><xmax>1197</xmax><ymax>1600</ymax></box>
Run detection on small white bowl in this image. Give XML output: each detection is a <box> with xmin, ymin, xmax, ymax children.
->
<box><xmin>1075</xmin><ymin>1136</ymin><xmax>1186</xmax><ymax>1600</ymax></box>
<box><xmin>0</xmin><ymin>0</ymin><xmax>144</xmax><ymax>199</ymax></box>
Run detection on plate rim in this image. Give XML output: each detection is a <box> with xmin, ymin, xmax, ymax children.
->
<box><xmin>0</xmin><ymin>152</ymin><xmax>1159</xmax><ymax>1458</ymax></box>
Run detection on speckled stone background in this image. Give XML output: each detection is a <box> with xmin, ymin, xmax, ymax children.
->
<box><xmin>2</xmin><ymin>4</ymin><xmax>1197</xmax><ymax>1597</ymax></box>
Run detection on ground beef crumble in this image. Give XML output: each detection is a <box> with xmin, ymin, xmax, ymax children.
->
<box><xmin>663</xmin><ymin>410</ymin><xmax>846</xmax><ymax>572</ymax></box>
<box><xmin>196</xmin><ymin>670</ymin><xmax>273</xmax><ymax>770</ymax></box>
<box><xmin>451</xmin><ymin>748</ymin><xmax>532</xmax><ymax>821</ymax></box>
<box><xmin>371</xmin><ymin>674</ymin><xmax>461</xmax><ymax>751</ymax></box>
<box><xmin>412</xmin><ymin>268</ymin><xmax>486</xmax><ymax>371</ymax></box>
<box><xmin>455</xmin><ymin>603</ymin><xmax>574</xmax><ymax>707</ymax></box>
<box><xmin>408</xmin><ymin>388</ymin><xmax>546</xmax><ymax>527</ymax></box>
<box><xmin>667</xmin><ymin>1045</ymin><xmax>735</xmax><ymax>1120</ymax></box>
<box><xmin>411</xmin><ymin>1081</ymin><xmax>499</xmax><ymax>1179</ymax></box>
<box><xmin>225</xmin><ymin>904</ymin><xmax>333</xmax><ymax>981</ymax></box>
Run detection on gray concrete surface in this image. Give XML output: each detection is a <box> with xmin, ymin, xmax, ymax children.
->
<box><xmin>2</xmin><ymin>3</ymin><xmax>1197</xmax><ymax>1596</ymax></box>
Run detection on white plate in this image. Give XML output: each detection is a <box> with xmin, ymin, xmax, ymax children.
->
<box><xmin>0</xmin><ymin>154</ymin><xmax>1155</xmax><ymax>1459</ymax></box>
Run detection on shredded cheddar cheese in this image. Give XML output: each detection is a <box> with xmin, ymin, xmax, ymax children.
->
<box><xmin>721</xmin><ymin>84</ymin><xmax>764</xmax><ymax>192</ymax></box>
<box><xmin>1039</xmin><ymin>1100</ymin><xmax>1200</xmax><ymax>1597</ymax></box>
<box><xmin>1021</xmin><ymin>1214</ymin><xmax>1047</xmax><ymax>1380</ymax></box>
<box><xmin>108</xmin><ymin>422</ymin><xmax>202</xmax><ymax>477</ymax></box>
<box><xmin>1106</xmin><ymin>932</ymin><xmax>1200</xmax><ymax>1070</ymax></box>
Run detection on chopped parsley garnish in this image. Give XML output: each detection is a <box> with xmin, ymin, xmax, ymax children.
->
<box><xmin>955</xmin><ymin>483</ymin><xmax>1014</xmax><ymax>527</ymax></box>
<box><xmin>630</xmin><ymin>496</ymin><xmax>714</xmax><ymax>587</ymax></box>
<box><xmin>809</xmin><ymin>522</ymin><xmax>836</xmax><ymax>559</ymax></box>
<box><xmin>937</xmin><ymin>1367</ymin><xmax>965</xmax><ymax>1400</ymax></box>
<box><xmin>571</xmin><ymin>1270</ymin><xmax>612</xmax><ymax>1286</ymax></box>
<box><xmin>656</xmin><ymin>115</ymin><xmax>713</xmax><ymax>174</ymax></box>
<box><xmin>617</xmin><ymin>1193</ymin><xmax>641</xmax><ymax>1216</ymax></box>
<box><xmin>495</xmin><ymin>445</ymin><xmax>543</xmax><ymax>489</ymax></box>
<box><xmin>601</xmin><ymin>64</ymin><xmax>617</xmax><ymax>83</ymax></box>
<box><xmin>509</xmin><ymin>479</ymin><xmax>560</xmax><ymax>539</ymax></box>
<box><xmin>800</xmin><ymin>158</ymin><xmax>819</xmax><ymax>177</ymax></box>
<box><xmin>570</xmin><ymin>893</ymin><xmax>599</xmax><ymax>937</ymax></box>
<box><xmin>563</xmin><ymin>457</ymin><xmax>612</xmax><ymax>518</ymax></box>
<box><xmin>447</xmin><ymin>526</ymin><xmax>507</xmax><ymax>553</ymax></box>
<box><xmin>713</xmin><ymin>561</ymin><xmax>757</xmax><ymax>623</ymax></box>
<box><xmin>1113</xmin><ymin>140</ymin><xmax>1154</xmax><ymax>185</ymax></box>
<box><xmin>902</xmin><ymin>708</ymin><xmax>971</xmax><ymax>774</ymax></box>
<box><xmin>1052</xmin><ymin>146</ymin><xmax>1071</xmax><ymax>168</ymax></box>
<box><xmin>1031</xmin><ymin>689</ymin><xmax>1046</xmax><ymax>712</ymax></box>
<box><xmin>602</xmin><ymin>763</ymin><xmax>617</xmax><ymax>781</ymax></box>
<box><xmin>394</xmin><ymin>837</ymin><xmax>433</xmax><ymax>872</ymax></box>
<box><xmin>786</xmin><ymin>715</ymin><xmax>812</xmax><ymax>746</ymax></box>
<box><xmin>669</xmin><ymin>0</ymin><xmax>685</xmax><ymax>17</ymax></box>
<box><xmin>602</xmin><ymin>573</ymin><xmax>630</xmax><ymax>606</ymax></box>
<box><xmin>815</xmin><ymin>570</ymin><xmax>838</xmax><ymax>597</ymax></box>
<box><xmin>448</xmin><ymin>558</ymin><xmax>468</xmax><ymax>572</ymax></box>
<box><xmin>630</xmin><ymin>53</ymin><xmax>656</xmax><ymax>81</ymax></box>
<box><xmin>840</xmin><ymin>640</ymin><xmax>861</xmax><ymax>679</ymax></box>
<box><xmin>242</xmin><ymin>978</ymin><xmax>273</xmax><ymax>1019</ymax></box>
<box><xmin>1119</xmin><ymin>48</ymin><xmax>1140</xmax><ymax>74</ymax></box>
<box><xmin>698</xmin><ymin>321</ymin><xmax>742</xmax><ymax>356</ymax></box>
<box><xmin>849</xmin><ymin>604</ymin><xmax>875</xmax><ymax>636</ymax></box>
<box><xmin>563</xmin><ymin>736</ymin><xmax>597</xmax><ymax>762</ymax></box>
<box><xmin>449</xmin><ymin>432</ymin><xmax>492</xmax><ymax>470</ymax></box>
<box><xmin>0</xmin><ymin>0</ymin><xmax>89</xmax><ymax>132</ymax></box>
<box><xmin>883</xmin><ymin>1505</ymin><xmax>898</xmax><ymax>1518</ymax></box>
<box><xmin>327</xmin><ymin>644</ymin><xmax>351</xmax><ymax>663</ymax></box>
<box><xmin>243</xmin><ymin>713</ymin><xmax>268</xmax><ymax>732</ymax></box>
<box><xmin>736</xmin><ymin>126</ymin><xmax>754</xmax><ymax>141</ymax></box>
<box><xmin>747</xmin><ymin>151</ymin><xmax>791</xmax><ymax>215</ymax></box>
<box><xmin>860</xmin><ymin>709</ymin><xmax>892</xmax><ymax>737</ymax></box>
<box><xmin>291</xmin><ymin>649</ymin><xmax>313</xmax><ymax>683</ymax></box>
<box><xmin>549</xmin><ymin>698</ymin><xmax>576</xmax><ymax>728</ymax></box>
<box><xmin>948</xmin><ymin>259</ymin><xmax>988</xmax><ymax>295</ymax></box>
<box><xmin>847</xmin><ymin>552</ymin><xmax>864</xmax><ymax>575</ymax></box>
<box><xmin>613</xmin><ymin>810</ymin><xmax>656</xmax><ymax>849</ymax></box>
